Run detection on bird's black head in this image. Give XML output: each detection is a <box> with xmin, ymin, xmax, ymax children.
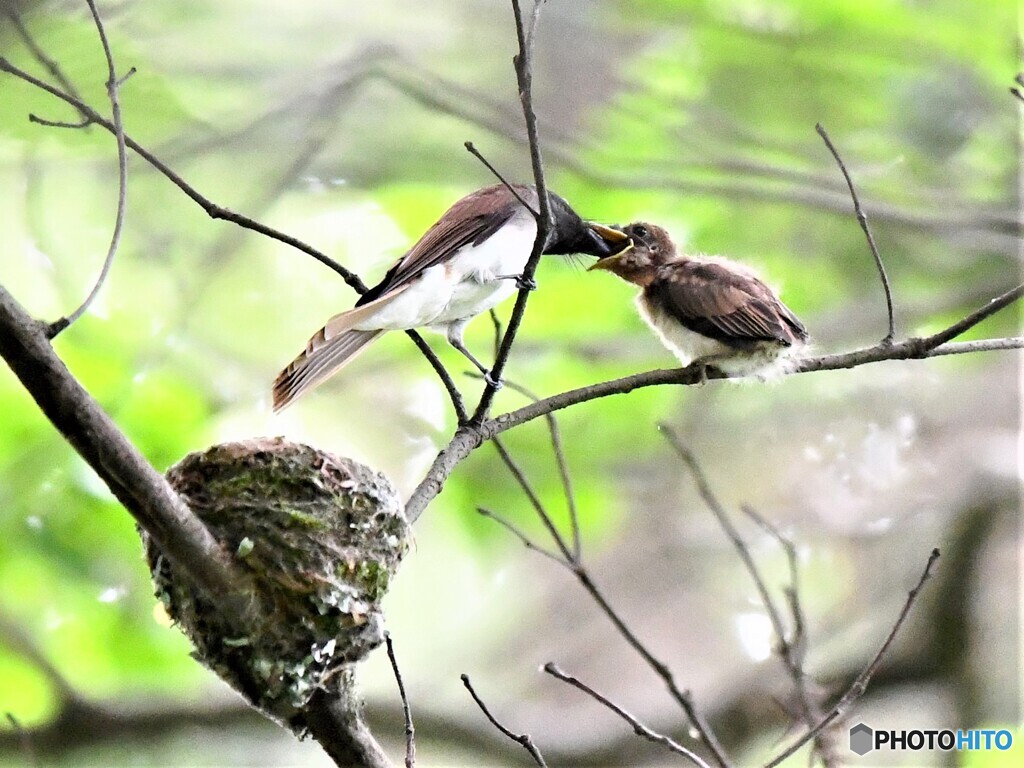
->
<box><xmin>544</xmin><ymin>193</ymin><xmax>632</xmax><ymax>258</ymax></box>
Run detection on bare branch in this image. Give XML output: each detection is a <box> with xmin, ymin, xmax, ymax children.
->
<box><xmin>385</xmin><ymin>633</ymin><xmax>415</xmax><ymax>768</ymax></box>
<box><xmin>0</xmin><ymin>52</ymin><xmax>467</xmax><ymax>421</ymax></box>
<box><xmin>765</xmin><ymin>548</ymin><xmax>942</xmax><ymax>768</ymax></box>
<box><xmin>0</xmin><ymin>286</ymin><xmax>260</xmax><ymax>630</ymax></box>
<box><xmin>476</xmin><ymin>506</ymin><xmax>565</xmax><ymax>565</ymax></box>
<box><xmin>816</xmin><ymin>123</ymin><xmax>895</xmax><ymax>344</ymax></box>
<box><xmin>4</xmin><ymin>4</ymin><xmax>88</xmax><ymax>116</ymax></box>
<box><xmin>304</xmin><ymin>690</ymin><xmax>391</xmax><ymax>768</ymax></box>
<box><xmin>461</xmin><ymin>674</ymin><xmax>548</xmax><ymax>767</ymax></box>
<box><xmin>661</xmin><ymin>430</ymin><xmax>833</xmax><ymax>764</ymax></box>
<box><xmin>501</xmin><ymin>379</ymin><xmax>582</xmax><ymax>559</ymax></box>
<box><xmin>464</xmin><ymin>141</ymin><xmax>539</xmax><ymax>216</ymax></box>
<box><xmin>407</xmin><ymin>322</ymin><xmax>1022</xmax><ymax>525</ymax></box>
<box><xmin>490</xmin><ymin>436</ymin><xmax>573</xmax><ymax>561</ymax></box>
<box><xmin>470</xmin><ymin>0</ymin><xmax>552</xmax><ymax>421</ymax></box>
<box><xmin>543</xmin><ymin>663</ymin><xmax>713</xmax><ymax>768</ymax></box>
<box><xmin>49</xmin><ymin>0</ymin><xmax>130</xmax><ymax>338</ymax></box>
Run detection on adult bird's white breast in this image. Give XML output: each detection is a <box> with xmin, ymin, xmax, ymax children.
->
<box><xmin>353</xmin><ymin>217</ymin><xmax>538</xmax><ymax>333</ymax></box>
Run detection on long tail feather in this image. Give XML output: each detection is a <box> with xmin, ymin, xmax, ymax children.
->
<box><xmin>272</xmin><ymin>328</ymin><xmax>385</xmax><ymax>412</ymax></box>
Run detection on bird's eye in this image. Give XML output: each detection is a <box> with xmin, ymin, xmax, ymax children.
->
<box><xmin>632</xmin><ymin>225</ymin><xmax>648</xmax><ymax>238</ymax></box>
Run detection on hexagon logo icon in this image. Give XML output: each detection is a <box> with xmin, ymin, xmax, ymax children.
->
<box><xmin>849</xmin><ymin>723</ymin><xmax>874</xmax><ymax>756</ymax></box>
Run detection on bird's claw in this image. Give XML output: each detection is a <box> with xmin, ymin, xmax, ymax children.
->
<box><xmin>495</xmin><ymin>273</ymin><xmax>537</xmax><ymax>291</ymax></box>
<box><xmin>484</xmin><ymin>371</ymin><xmax>503</xmax><ymax>390</ymax></box>
<box><xmin>515</xmin><ymin>275</ymin><xmax>537</xmax><ymax>292</ymax></box>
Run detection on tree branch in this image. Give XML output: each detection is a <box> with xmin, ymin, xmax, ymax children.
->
<box><xmin>0</xmin><ymin>52</ymin><xmax>467</xmax><ymax>422</ymax></box>
<box><xmin>765</xmin><ymin>548</ymin><xmax>941</xmax><ymax>767</ymax></box>
<box><xmin>816</xmin><ymin>123</ymin><xmax>895</xmax><ymax>344</ymax></box>
<box><xmin>470</xmin><ymin>0</ymin><xmax>551</xmax><ymax>422</ymax></box>
<box><xmin>0</xmin><ymin>285</ymin><xmax>260</xmax><ymax>627</ymax></box>
<box><xmin>385</xmin><ymin>633</ymin><xmax>416</xmax><ymax>768</ymax></box>
<box><xmin>543</xmin><ymin>663</ymin><xmax>713</xmax><ymax>768</ymax></box>
<box><xmin>461</xmin><ymin>674</ymin><xmax>548</xmax><ymax>767</ymax></box>
<box><xmin>49</xmin><ymin>0</ymin><xmax>129</xmax><ymax>338</ymax></box>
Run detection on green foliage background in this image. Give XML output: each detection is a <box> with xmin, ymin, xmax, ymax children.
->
<box><xmin>0</xmin><ymin>0</ymin><xmax>1018</xmax><ymax>765</ymax></box>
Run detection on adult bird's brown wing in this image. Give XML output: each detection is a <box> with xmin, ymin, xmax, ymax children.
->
<box><xmin>356</xmin><ymin>184</ymin><xmax>533</xmax><ymax>305</ymax></box>
<box><xmin>649</xmin><ymin>260</ymin><xmax>806</xmax><ymax>347</ymax></box>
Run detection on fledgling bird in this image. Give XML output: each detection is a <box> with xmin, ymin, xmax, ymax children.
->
<box><xmin>589</xmin><ymin>222</ymin><xmax>808</xmax><ymax>378</ymax></box>
<box><xmin>273</xmin><ymin>184</ymin><xmax>629</xmax><ymax>411</ymax></box>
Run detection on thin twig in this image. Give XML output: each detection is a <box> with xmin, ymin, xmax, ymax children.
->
<box><xmin>765</xmin><ymin>548</ymin><xmax>941</xmax><ymax>768</ymax></box>
<box><xmin>0</xmin><ymin>52</ymin><xmax>468</xmax><ymax>420</ymax></box>
<box><xmin>740</xmin><ymin>504</ymin><xmax>809</xmax><ymax>667</ymax></box>
<box><xmin>661</xmin><ymin>428</ymin><xmax>832</xmax><ymax>764</ymax></box>
<box><xmin>500</xmin><ymin>379</ymin><xmax>581</xmax><ymax>559</ymax></box>
<box><xmin>384</xmin><ymin>633</ymin><xmax>415</xmax><ymax>768</ymax></box>
<box><xmin>543</xmin><ymin>663</ymin><xmax>713</xmax><ymax>768</ymax></box>
<box><xmin>464</xmin><ymin>141</ymin><xmax>539</xmax><ymax>216</ymax></box>
<box><xmin>5</xmin><ymin>4</ymin><xmax>88</xmax><ymax>114</ymax></box>
<box><xmin>816</xmin><ymin>123</ymin><xmax>895</xmax><ymax>344</ymax></box>
<box><xmin>470</xmin><ymin>0</ymin><xmax>552</xmax><ymax>422</ymax></box>
<box><xmin>461</xmin><ymin>674</ymin><xmax>548</xmax><ymax>768</ymax></box>
<box><xmin>50</xmin><ymin>0</ymin><xmax>129</xmax><ymax>338</ymax></box>
<box><xmin>4</xmin><ymin>713</ymin><xmax>37</xmax><ymax>768</ymax></box>
<box><xmin>1012</xmin><ymin>74</ymin><xmax>1024</xmax><ymax>103</ymax></box>
<box><xmin>477</xmin><ymin>507</ymin><xmax>565</xmax><ymax>565</ymax></box>
<box><xmin>490</xmin><ymin>436</ymin><xmax>573</xmax><ymax>561</ymax></box>
<box><xmin>0</xmin><ymin>56</ymin><xmax>365</xmax><ymax>291</ymax></box>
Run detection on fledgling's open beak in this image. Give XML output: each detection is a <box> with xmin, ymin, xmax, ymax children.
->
<box><xmin>585</xmin><ymin>222</ymin><xmax>633</xmax><ymax>258</ymax></box>
<box><xmin>587</xmin><ymin>252</ymin><xmax>627</xmax><ymax>272</ymax></box>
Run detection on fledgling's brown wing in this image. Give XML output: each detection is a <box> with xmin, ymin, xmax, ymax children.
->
<box><xmin>648</xmin><ymin>260</ymin><xmax>806</xmax><ymax>347</ymax></box>
<box><xmin>356</xmin><ymin>184</ymin><xmax>534</xmax><ymax>306</ymax></box>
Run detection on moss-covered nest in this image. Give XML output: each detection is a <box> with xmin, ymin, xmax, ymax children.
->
<box><xmin>141</xmin><ymin>437</ymin><xmax>408</xmax><ymax>727</ymax></box>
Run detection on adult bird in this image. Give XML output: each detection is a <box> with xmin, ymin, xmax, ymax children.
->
<box><xmin>589</xmin><ymin>222</ymin><xmax>808</xmax><ymax>378</ymax></box>
<box><xmin>273</xmin><ymin>184</ymin><xmax>629</xmax><ymax>410</ymax></box>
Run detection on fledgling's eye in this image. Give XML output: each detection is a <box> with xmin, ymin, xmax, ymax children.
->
<box><xmin>632</xmin><ymin>224</ymin><xmax>648</xmax><ymax>239</ymax></box>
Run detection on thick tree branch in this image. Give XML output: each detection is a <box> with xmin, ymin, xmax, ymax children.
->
<box><xmin>0</xmin><ymin>285</ymin><xmax>259</xmax><ymax>627</ymax></box>
<box><xmin>305</xmin><ymin>690</ymin><xmax>391</xmax><ymax>768</ymax></box>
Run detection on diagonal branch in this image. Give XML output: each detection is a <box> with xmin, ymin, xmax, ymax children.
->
<box><xmin>0</xmin><ymin>52</ymin><xmax>467</xmax><ymax>422</ymax></box>
<box><xmin>816</xmin><ymin>123</ymin><xmax>895</xmax><ymax>344</ymax></box>
<box><xmin>0</xmin><ymin>285</ymin><xmax>260</xmax><ymax>630</ymax></box>
<box><xmin>461</xmin><ymin>674</ymin><xmax>548</xmax><ymax>767</ymax></box>
<box><xmin>764</xmin><ymin>548</ymin><xmax>941</xmax><ymax>767</ymax></box>
<box><xmin>661</xmin><ymin>430</ymin><xmax>834</xmax><ymax>765</ymax></box>
<box><xmin>543</xmin><ymin>663</ymin><xmax>713</xmax><ymax>768</ymax></box>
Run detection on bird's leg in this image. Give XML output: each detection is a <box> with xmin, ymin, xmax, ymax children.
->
<box><xmin>694</xmin><ymin>361</ymin><xmax>709</xmax><ymax>385</ymax></box>
<box><xmin>446</xmin><ymin>322</ymin><xmax>502</xmax><ymax>389</ymax></box>
<box><xmin>494</xmin><ymin>273</ymin><xmax>537</xmax><ymax>292</ymax></box>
